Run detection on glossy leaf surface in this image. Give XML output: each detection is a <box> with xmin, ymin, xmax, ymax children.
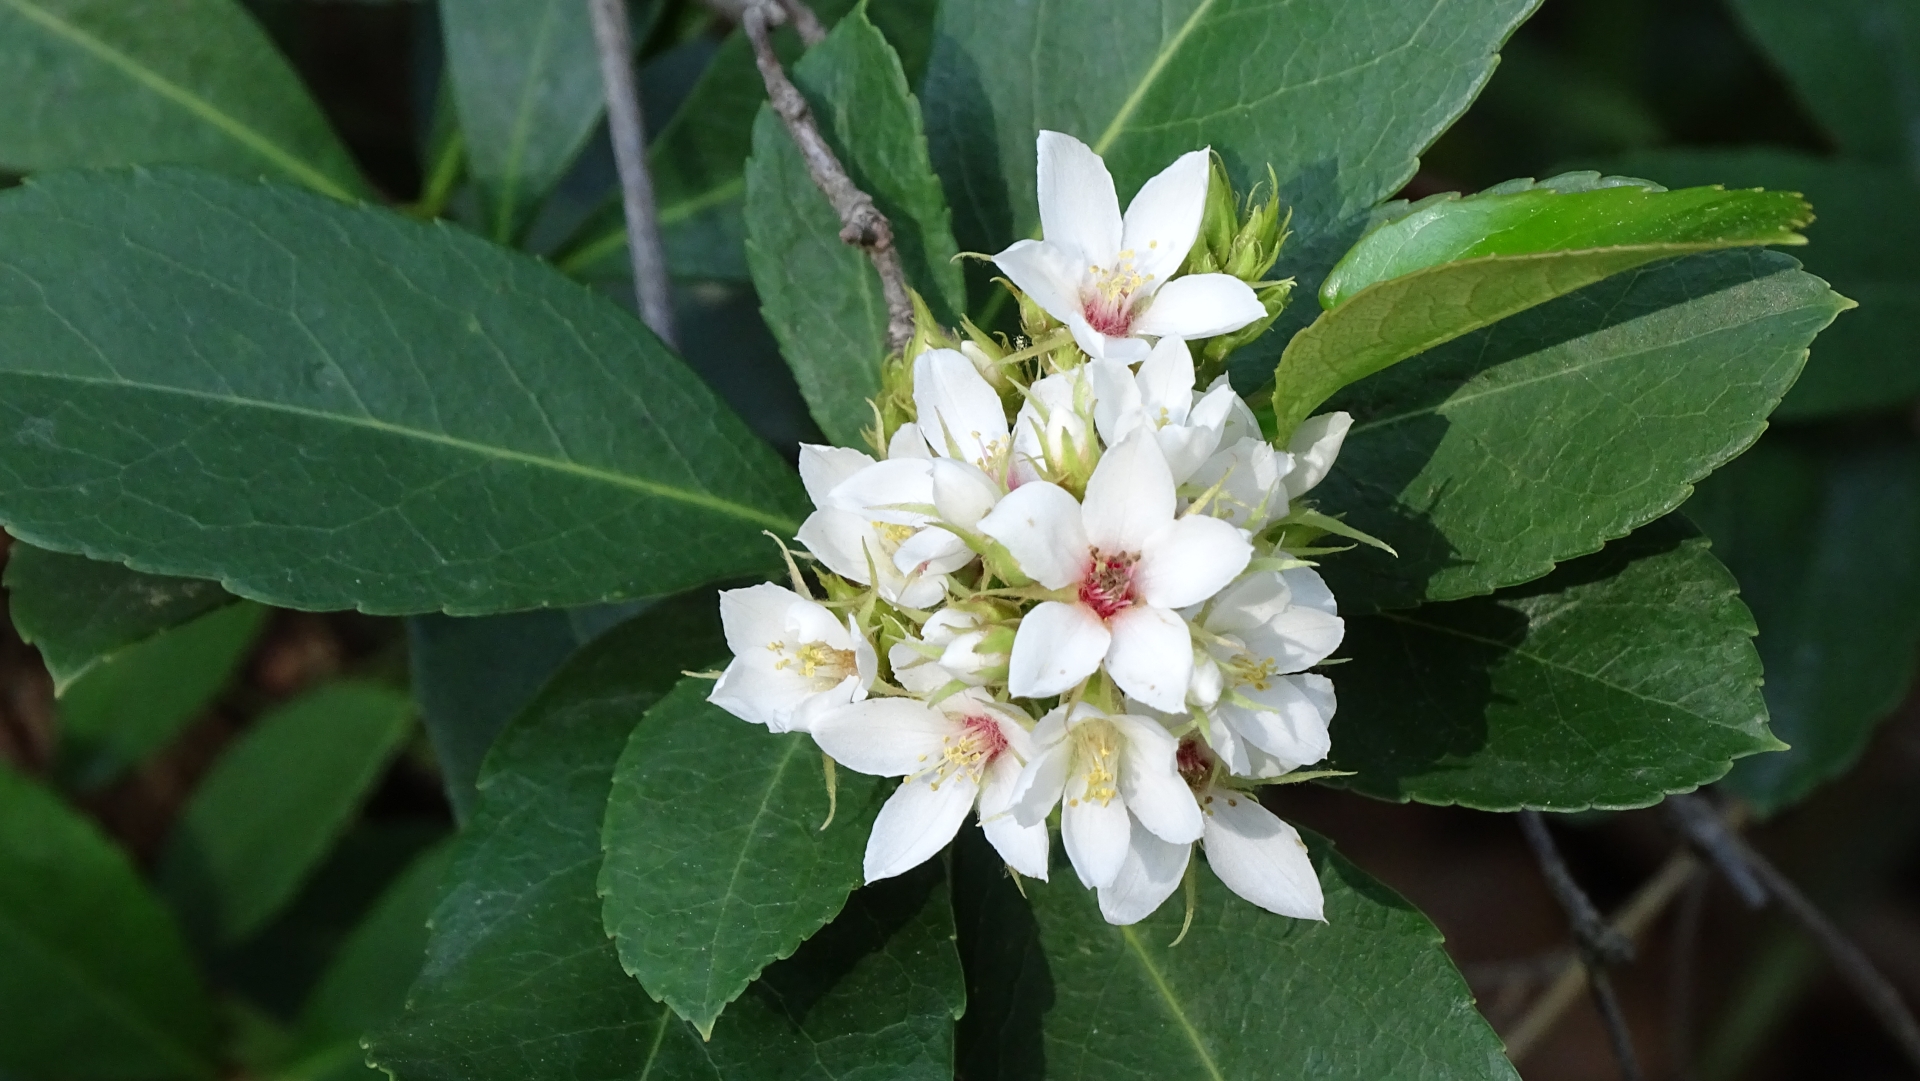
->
<box><xmin>1329</xmin><ymin>519</ymin><xmax>1776</xmax><ymax>810</ymax></box>
<box><xmin>1726</xmin><ymin>0</ymin><xmax>1920</xmax><ymax>170</ymax></box>
<box><xmin>0</xmin><ymin>169</ymin><xmax>808</xmax><ymax>615</ymax></box>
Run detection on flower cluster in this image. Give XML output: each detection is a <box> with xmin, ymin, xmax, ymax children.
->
<box><xmin>710</xmin><ymin>131</ymin><xmax>1354</xmax><ymax>925</ymax></box>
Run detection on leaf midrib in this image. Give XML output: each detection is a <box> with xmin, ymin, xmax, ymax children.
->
<box><xmin>1117</xmin><ymin>926</ymin><xmax>1225</xmax><ymax>1081</ymax></box>
<box><xmin>0</xmin><ymin>0</ymin><xmax>353</xmax><ymax>201</ymax></box>
<box><xmin>0</xmin><ymin>368</ymin><xmax>801</xmax><ymax>534</ymax></box>
<box><xmin>696</xmin><ymin>735</ymin><xmax>807</xmax><ymax>1023</ymax></box>
<box><xmin>492</xmin><ymin>0</ymin><xmax>566</xmax><ymax>242</ymax></box>
<box><xmin>0</xmin><ymin>903</ymin><xmax>213</xmax><ymax>1079</ymax></box>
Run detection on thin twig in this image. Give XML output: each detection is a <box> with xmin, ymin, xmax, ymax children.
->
<box><xmin>741</xmin><ymin>0</ymin><xmax>914</xmax><ymax>353</ymax></box>
<box><xmin>1506</xmin><ymin>849</ymin><xmax>1700</xmax><ymax>1061</ymax></box>
<box><xmin>1666</xmin><ymin>792</ymin><xmax>1766</xmax><ymax>907</ymax></box>
<box><xmin>1666</xmin><ymin>868</ymin><xmax>1710</xmax><ymax>1081</ymax></box>
<box><xmin>1667</xmin><ymin>793</ymin><xmax>1920</xmax><ymax>1072</ymax></box>
<box><xmin>1514</xmin><ymin>811</ymin><xmax>1645</xmax><ymax>1080</ymax></box>
<box><xmin>588</xmin><ymin>0</ymin><xmax>678</xmax><ymax>346</ymax></box>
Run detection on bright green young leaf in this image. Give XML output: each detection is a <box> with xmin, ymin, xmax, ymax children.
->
<box><xmin>923</xmin><ymin>0</ymin><xmax>1541</xmax><ymax>313</ymax></box>
<box><xmin>286</xmin><ymin>842</ymin><xmax>454</xmax><ymax>1081</ymax></box>
<box><xmin>1726</xmin><ymin>0</ymin><xmax>1920</xmax><ymax>171</ymax></box>
<box><xmin>599</xmin><ymin>676</ymin><xmax>888</xmax><ymax>1035</ymax></box>
<box><xmin>441</xmin><ymin>0</ymin><xmax>603</xmax><ymax>242</ymax></box>
<box><xmin>1604</xmin><ymin>148</ymin><xmax>1920</xmax><ymax>418</ymax></box>
<box><xmin>57</xmin><ymin>601</ymin><xmax>268</xmax><ymax>791</ymax></box>
<box><xmin>1274</xmin><ymin>176</ymin><xmax>1813</xmax><ymax>436</ymax></box>
<box><xmin>1314</xmin><ymin>250</ymin><xmax>1850</xmax><ymax>613</ymax></box>
<box><xmin>0</xmin><ymin>169</ymin><xmax>808</xmax><ymax>615</ymax></box>
<box><xmin>160</xmin><ymin>681</ymin><xmax>414</xmax><ymax>947</ymax></box>
<box><xmin>0</xmin><ymin>0</ymin><xmax>364</xmax><ymax>198</ymax></box>
<box><xmin>5</xmin><ymin>542</ymin><xmax>235</xmax><ymax>692</ymax></box>
<box><xmin>1328</xmin><ymin>518</ymin><xmax>1776</xmax><ymax>811</ymax></box>
<box><xmin>370</xmin><ymin>597</ymin><xmax>962</xmax><ymax>1081</ymax></box>
<box><xmin>1687</xmin><ymin>440</ymin><xmax>1920</xmax><ymax>817</ymax></box>
<box><xmin>952</xmin><ymin>827</ymin><xmax>1516</xmax><ymax>1080</ymax></box>
<box><xmin>407</xmin><ymin>611</ymin><xmax>584</xmax><ymax>825</ymax></box>
<box><xmin>745</xmin><ymin>9</ymin><xmax>964</xmax><ymax>447</ymax></box>
<box><xmin>0</xmin><ymin>766</ymin><xmax>217</xmax><ymax>1081</ymax></box>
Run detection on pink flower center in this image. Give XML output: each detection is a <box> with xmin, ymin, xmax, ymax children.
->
<box><xmin>1079</xmin><ymin>548</ymin><xmax>1139</xmax><ymax>619</ymax></box>
<box><xmin>1082</xmin><ymin>250</ymin><xmax>1152</xmax><ymax>338</ymax></box>
<box><xmin>960</xmin><ymin>712</ymin><xmax>1010</xmax><ymax>761</ymax></box>
<box><xmin>1177</xmin><ymin>738</ymin><xmax>1213</xmax><ymax>790</ymax></box>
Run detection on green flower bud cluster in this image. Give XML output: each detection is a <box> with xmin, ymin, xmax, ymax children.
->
<box><xmin>1182</xmin><ymin>155</ymin><xmax>1297</xmax><ymax>383</ymax></box>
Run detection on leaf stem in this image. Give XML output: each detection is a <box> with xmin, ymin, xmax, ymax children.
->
<box><xmin>741</xmin><ymin>0</ymin><xmax>914</xmax><ymax>353</ymax></box>
<box><xmin>589</xmin><ymin>0</ymin><xmax>679</xmax><ymax>346</ymax></box>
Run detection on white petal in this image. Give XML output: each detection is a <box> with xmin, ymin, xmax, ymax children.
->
<box><xmin>977</xmin><ymin>481</ymin><xmax>1089</xmax><ymax>590</ymax></box>
<box><xmin>982</xmin><ymin>812</ymin><xmax>1052</xmax><ymax>881</ymax></box>
<box><xmin>1089</xmin><ymin>359</ymin><xmax>1147</xmax><ymax>450</ymax></box>
<box><xmin>894</xmin><ymin>572</ymin><xmax>951</xmax><ymax>610</ymax></box>
<box><xmin>1282</xmin><ymin>566</ymin><xmax>1339</xmax><ymax>615</ymax></box>
<box><xmin>826</xmin><ymin>458</ymin><xmax>934</xmax><ymax>525</ymax></box>
<box><xmin>1062</xmin><ymin>790</ymin><xmax>1131</xmax><ymax>888</ymax></box>
<box><xmin>1007</xmin><ymin>600</ymin><xmax>1111</xmax><ymax>699</ymax></box>
<box><xmin>894</xmin><ymin>526</ymin><xmax>973</xmax><ymax>577</ymax></box>
<box><xmin>1188</xmin><ymin>438</ymin><xmax>1288</xmax><ymax>529</ymax></box>
<box><xmin>1283</xmin><ymin>411</ymin><xmax>1353</xmax><ymax>498</ymax></box>
<box><xmin>1136</xmin><ymin>515</ymin><xmax>1252</xmax><ymax>609</ymax></box>
<box><xmin>1097</xmin><ymin>820</ymin><xmax>1192</xmax><ymax>925</ymax></box>
<box><xmin>1121</xmin><ymin>148</ymin><xmax>1211</xmax><ymax>286</ymax></box>
<box><xmin>717</xmin><ymin>583</ymin><xmax>804</xmax><ymax>657</ymax></box>
<box><xmin>1012</xmin><ymin>369</ymin><xmax>1101</xmax><ymax>482</ymax></box>
<box><xmin>1066</xmin><ymin>311</ymin><xmax>1150</xmax><ymax>363</ymax></box>
<box><xmin>1008</xmin><ymin>738</ymin><xmax>1070</xmax><ymax>826</ymax></box>
<box><xmin>798</xmin><ymin>444</ymin><xmax>876</xmax><ymax>505</ymax></box>
<box><xmin>888</xmin><ymin>422</ymin><xmax>933</xmax><ymax>459</ymax></box>
<box><xmin>811</xmin><ymin>697</ymin><xmax>955</xmax><ymax>774</ymax></box>
<box><xmin>864</xmin><ymin>772</ymin><xmax>979</xmax><ymax>882</ymax></box>
<box><xmin>1202</xmin><ymin>792</ymin><xmax>1323</xmax><ymax>920</ymax></box>
<box><xmin>709</xmin><ymin>655</ymin><xmax>805</xmax><ymax>728</ymax></box>
<box><xmin>930</xmin><ymin>458</ymin><xmax>1001</xmax><ymax>530</ymax></box>
<box><xmin>788</xmin><ymin>675</ymin><xmax>863</xmax><ymax>734</ymax></box>
<box><xmin>1105</xmin><ymin>605</ymin><xmax>1193</xmax><ymax>713</ymax></box>
<box><xmin>1036</xmin><ymin>129</ymin><xmax>1122</xmax><ymax>265</ymax></box>
<box><xmin>1132</xmin><ymin>273</ymin><xmax>1265</xmax><ymax>340</ymax></box>
<box><xmin>785</xmin><ymin>594</ymin><xmax>849</xmax><ymax>648</ymax></box>
<box><xmin>997</xmin><ymin>239</ymin><xmax>1091</xmax><ymax>330</ymax></box>
<box><xmin>976</xmin><ymin>741</ymin><xmax>1030</xmax><ymax>817</ymax></box>
<box><xmin>889</xmin><ymin>639</ymin><xmax>953</xmax><ymax>695</ymax></box>
<box><xmin>1135</xmin><ymin>337</ymin><xmax>1196</xmax><ymax>425</ymax></box>
<box><xmin>1082</xmin><ymin>432</ymin><xmax>1175</xmax><ymax>554</ymax></box>
<box><xmin>795</xmin><ymin>508</ymin><xmax>877</xmax><ymax>585</ymax></box>
<box><xmin>1242</xmin><ymin>606</ymin><xmax>1344</xmax><ymax>673</ymax></box>
<box><xmin>1110</xmin><ymin>713</ymin><xmax>1204</xmax><ymax>843</ymax></box>
<box><xmin>913</xmin><ymin>348</ymin><xmax>1011</xmax><ymax>469</ymax></box>
<box><xmin>1188</xmin><ymin>652</ymin><xmax>1224</xmax><ymax>710</ymax></box>
<box><xmin>1219</xmin><ymin>683</ymin><xmax>1332</xmax><ymax>772</ymax></box>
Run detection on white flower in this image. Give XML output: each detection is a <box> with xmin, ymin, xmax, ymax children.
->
<box><xmin>888</xmin><ymin>608</ymin><xmax>1005</xmax><ymax>694</ymax></box>
<box><xmin>1185</xmin><ymin>436</ymin><xmax>1291</xmax><ymax>530</ymax></box>
<box><xmin>1097</xmin><ymin>740</ymin><xmax>1323</xmax><ymax>924</ymax></box>
<box><xmin>978</xmin><ymin>433</ymin><xmax>1252</xmax><ymax>711</ymax></box>
<box><xmin>1090</xmin><ymin>337</ymin><xmax>1238</xmax><ymax>483</ymax></box>
<box><xmin>1010</xmin><ymin>365</ymin><xmax>1099</xmax><ymax>487</ymax></box>
<box><xmin>1187</xmin><ymin>567</ymin><xmax>1342</xmax><ymax>778</ymax></box>
<box><xmin>1281</xmin><ymin>411</ymin><xmax>1352</xmax><ymax>500</ymax></box>
<box><xmin>710</xmin><ymin>584</ymin><xmax>877</xmax><ymax>733</ymax></box>
<box><xmin>1007</xmin><ymin>702</ymin><xmax>1203</xmax><ymax>889</ymax></box>
<box><xmin>993</xmin><ymin>131</ymin><xmax>1265</xmax><ymax>362</ymax></box>
<box><xmin>913</xmin><ymin>348</ymin><xmax>1011</xmax><ymax>478</ymax></box>
<box><xmin>811</xmin><ymin>690</ymin><xmax>1048</xmax><ymax>882</ymax></box>
<box><xmin>794</xmin><ymin>448</ymin><xmax>970</xmax><ymax>609</ymax></box>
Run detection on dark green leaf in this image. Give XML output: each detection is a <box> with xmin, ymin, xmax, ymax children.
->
<box><xmin>5</xmin><ymin>542</ymin><xmax>235</xmax><ymax>692</ymax></box>
<box><xmin>407</xmin><ymin>611</ymin><xmax>584</xmax><ymax>825</ymax></box>
<box><xmin>955</xmin><ymin>826</ymin><xmax>1516</xmax><ymax>1080</ymax></box>
<box><xmin>923</xmin><ymin>0</ymin><xmax>1541</xmax><ymax>315</ymax></box>
<box><xmin>1687</xmin><ymin>439</ymin><xmax>1920</xmax><ymax>816</ymax></box>
<box><xmin>441</xmin><ymin>0</ymin><xmax>603</xmax><ymax>242</ymax></box>
<box><xmin>1726</xmin><ymin>0</ymin><xmax>1920</xmax><ymax>170</ymax></box>
<box><xmin>0</xmin><ymin>0</ymin><xmax>364</xmax><ymax>198</ymax></box>
<box><xmin>369</xmin><ymin>596</ymin><xmax>727</xmax><ymax>1081</ymax></box>
<box><xmin>1328</xmin><ymin>518</ymin><xmax>1776</xmax><ymax>810</ymax></box>
<box><xmin>1275</xmin><ymin>176</ymin><xmax>1812</xmax><ymax>435</ymax></box>
<box><xmin>160</xmin><ymin>681</ymin><xmax>414</xmax><ymax>947</ymax></box>
<box><xmin>0</xmin><ymin>168</ymin><xmax>808</xmax><ymax>615</ymax></box>
<box><xmin>371</xmin><ymin>595</ymin><xmax>963</xmax><ymax>1081</ymax></box>
<box><xmin>285</xmin><ymin>842</ymin><xmax>454</xmax><ymax>1081</ymax></box>
<box><xmin>57</xmin><ymin>600</ymin><xmax>268</xmax><ymax>791</ymax></box>
<box><xmin>745</xmin><ymin>9</ymin><xmax>963</xmax><ymax>446</ymax></box>
<box><xmin>599</xmin><ymin>677</ymin><xmax>887</xmax><ymax>1035</ymax></box>
<box><xmin>1317</xmin><ymin>250</ymin><xmax>1850</xmax><ymax>612</ymax></box>
<box><xmin>0</xmin><ymin>765</ymin><xmax>217</xmax><ymax>1080</ymax></box>
<box><xmin>1603</xmin><ymin>148</ymin><xmax>1920</xmax><ymax>418</ymax></box>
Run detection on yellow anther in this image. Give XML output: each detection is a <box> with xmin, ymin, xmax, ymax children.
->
<box><xmin>1226</xmin><ymin>651</ymin><xmax>1280</xmax><ymax>692</ymax></box>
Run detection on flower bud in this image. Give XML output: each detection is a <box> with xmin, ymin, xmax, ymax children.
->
<box><xmin>1187</xmin><ymin>153</ymin><xmax>1238</xmax><ymax>275</ymax></box>
<box><xmin>1224</xmin><ymin>174</ymin><xmax>1289</xmax><ymax>283</ymax></box>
